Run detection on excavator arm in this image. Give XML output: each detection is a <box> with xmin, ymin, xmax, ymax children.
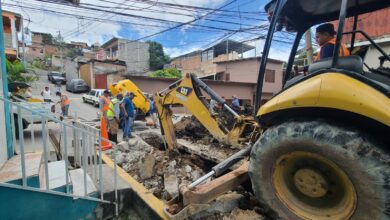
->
<box><xmin>154</xmin><ymin>73</ymin><xmax>259</xmax><ymax>150</ymax></box>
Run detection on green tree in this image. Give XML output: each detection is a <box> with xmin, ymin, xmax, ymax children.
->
<box><xmin>7</xmin><ymin>59</ymin><xmax>38</xmax><ymax>83</ymax></box>
<box><xmin>149</xmin><ymin>68</ymin><xmax>182</xmax><ymax>78</ymax></box>
<box><xmin>41</xmin><ymin>33</ymin><xmax>54</xmax><ymax>45</ymax></box>
<box><xmin>147</xmin><ymin>41</ymin><xmax>170</xmax><ymax>71</ymax></box>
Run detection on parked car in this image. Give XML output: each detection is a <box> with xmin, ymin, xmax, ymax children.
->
<box><xmin>48</xmin><ymin>71</ymin><xmax>66</xmax><ymax>84</ymax></box>
<box><xmin>66</xmin><ymin>79</ymin><xmax>89</xmax><ymax>93</ymax></box>
<box><xmin>82</xmin><ymin>89</ymin><xmax>107</xmax><ymax>107</ymax></box>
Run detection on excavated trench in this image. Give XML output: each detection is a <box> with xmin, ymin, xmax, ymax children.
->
<box><xmin>107</xmin><ymin>117</ymin><xmax>266</xmax><ymax>219</ymax></box>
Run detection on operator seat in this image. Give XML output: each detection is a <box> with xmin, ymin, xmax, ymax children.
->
<box><xmin>308</xmin><ymin>55</ymin><xmax>363</xmax><ymax>74</ymax></box>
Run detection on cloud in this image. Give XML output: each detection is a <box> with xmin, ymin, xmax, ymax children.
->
<box><xmin>5</xmin><ymin>0</ymin><xmax>122</xmax><ymax>45</ymax></box>
<box><xmin>5</xmin><ymin>0</ymin><xmax>228</xmax><ymax>44</ymax></box>
<box><xmin>164</xmin><ymin>45</ymin><xmax>201</xmax><ymax>58</ymax></box>
<box><xmin>242</xmin><ymin>39</ymin><xmax>292</xmax><ymax>62</ymax></box>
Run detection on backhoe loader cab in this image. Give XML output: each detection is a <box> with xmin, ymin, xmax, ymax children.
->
<box><xmin>249</xmin><ymin>0</ymin><xmax>390</xmax><ymax>219</ymax></box>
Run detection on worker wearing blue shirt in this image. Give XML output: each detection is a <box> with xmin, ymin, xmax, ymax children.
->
<box><xmin>121</xmin><ymin>92</ymin><xmax>135</xmax><ymax>140</ymax></box>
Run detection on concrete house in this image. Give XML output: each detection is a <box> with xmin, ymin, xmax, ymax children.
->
<box><xmin>170</xmin><ymin>40</ymin><xmax>255</xmax><ymax>78</ymax></box>
<box><xmin>78</xmin><ymin>59</ymin><xmax>126</xmax><ymax>89</ymax></box>
<box><xmin>101</xmin><ymin>38</ymin><xmax>150</xmax><ymax>76</ymax></box>
<box><xmin>213</xmin><ymin>57</ymin><xmax>284</xmax><ymax>103</ymax></box>
<box><xmin>2</xmin><ymin>10</ymin><xmax>22</xmax><ymax>60</ymax></box>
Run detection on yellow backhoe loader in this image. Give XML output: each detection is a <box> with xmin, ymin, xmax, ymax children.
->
<box><xmin>154</xmin><ymin>73</ymin><xmax>260</xmax><ymax>150</ymax></box>
<box><xmin>161</xmin><ymin>0</ymin><xmax>390</xmax><ymax>219</ymax></box>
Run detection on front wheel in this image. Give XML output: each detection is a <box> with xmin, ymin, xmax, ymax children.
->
<box><xmin>249</xmin><ymin>120</ymin><xmax>390</xmax><ymax>220</ymax></box>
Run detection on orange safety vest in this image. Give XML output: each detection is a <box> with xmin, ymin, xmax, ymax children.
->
<box><xmin>100</xmin><ymin>96</ymin><xmax>111</xmax><ymax>112</ymax></box>
<box><xmin>61</xmin><ymin>95</ymin><xmax>70</xmax><ymax>106</ymax></box>
<box><xmin>315</xmin><ymin>37</ymin><xmax>350</xmax><ymax>61</ymax></box>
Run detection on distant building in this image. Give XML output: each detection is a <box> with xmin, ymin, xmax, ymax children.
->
<box><xmin>214</xmin><ymin>57</ymin><xmax>284</xmax><ymax>103</ymax></box>
<box><xmin>101</xmin><ymin>37</ymin><xmax>150</xmax><ymax>76</ymax></box>
<box><xmin>69</xmin><ymin>41</ymin><xmax>88</xmax><ymax>49</ymax></box>
<box><xmin>170</xmin><ymin>40</ymin><xmax>255</xmax><ymax>78</ymax></box>
<box><xmin>2</xmin><ymin>10</ymin><xmax>22</xmax><ymax>60</ymax></box>
<box><xmin>78</xmin><ymin>59</ymin><xmax>126</xmax><ymax>89</ymax></box>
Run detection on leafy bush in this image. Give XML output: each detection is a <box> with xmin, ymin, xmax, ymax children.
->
<box><xmin>148</xmin><ymin>68</ymin><xmax>182</xmax><ymax>78</ymax></box>
<box><xmin>7</xmin><ymin>59</ymin><xmax>38</xmax><ymax>83</ymax></box>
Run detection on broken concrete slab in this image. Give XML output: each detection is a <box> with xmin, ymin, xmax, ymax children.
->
<box><xmin>185</xmin><ymin>165</ymin><xmax>192</xmax><ymax>173</ymax></box>
<box><xmin>222</xmin><ymin>208</ymin><xmax>264</xmax><ymax>220</ymax></box>
<box><xmin>139</xmin><ymin>153</ymin><xmax>156</xmax><ymax>179</ymax></box>
<box><xmin>164</xmin><ymin>173</ymin><xmax>179</xmax><ymax>199</ymax></box>
<box><xmin>115</xmin><ymin>152</ymin><xmax>126</xmax><ymax>165</ymax></box>
<box><xmin>117</xmin><ymin>141</ymin><xmax>129</xmax><ymax>152</ymax></box>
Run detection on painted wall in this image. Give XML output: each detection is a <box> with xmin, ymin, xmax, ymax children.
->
<box><xmin>125</xmin><ymin>75</ymin><xmax>273</xmax><ymax>105</ymax></box>
<box><xmin>64</xmin><ymin>59</ymin><xmax>78</xmax><ymax>82</ymax></box>
<box><xmin>0</xmin><ymin>71</ymin><xmax>7</xmax><ymax>166</ymax></box>
<box><xmin>215</xmin><ymin>58</ymin><xmax>284</xmax><ymax>95</ymax></box>
<box><xmin>0</xmin><ymin>186</ymin><xmax>98</xmax><ymax>220</ymax></box>
<box><xmin>364</xmin><ymin>42</ymin><xmax>390</xmax><ymax>69</ymax></box>
<box><xmin>79</xmin><ymin>64</ymin><xmax>92</xmax><ymax>88</ymax></box>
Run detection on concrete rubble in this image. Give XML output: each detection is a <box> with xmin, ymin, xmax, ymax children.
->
<box><xmin>107</xmin><ymin>117</ymin><xmax>265</xmax><ymax>219</ymax></box>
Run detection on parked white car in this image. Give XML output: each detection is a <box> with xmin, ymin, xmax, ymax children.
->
<box><xmin>82</xmin><ymin>89</ymin><xmax>106</xmax><ymax>107</ymax></box>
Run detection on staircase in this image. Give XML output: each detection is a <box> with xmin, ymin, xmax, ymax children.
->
<box><xmin>0</xmin><ymin>96</ymin><xmax>119</xmax><ymax>220</ymax></box>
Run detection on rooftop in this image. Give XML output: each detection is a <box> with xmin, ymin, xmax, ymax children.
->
<box><xmin>203</xmin><ymin>39</ymin><xmax>255</xmax><ymax>57</ymax></box>
<box><xmin>213</xmin><ymin>56</ymin><xmax>284</xmax><ymax>64</ymax></box>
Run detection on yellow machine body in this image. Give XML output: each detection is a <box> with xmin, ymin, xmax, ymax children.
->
<box><xmin>154</xmin><ymin>74</ymin><xmax>259</xmax><ymax>150</ymax></box>
<box><xmin>109</xmin><ymin>79</ymin><xmax>150</xmax><ymax>114</ymax></box>
<box><xmin>257</xmin><ymin>73</ymin><xmax>390</xmax><ymax>127</ymax></box>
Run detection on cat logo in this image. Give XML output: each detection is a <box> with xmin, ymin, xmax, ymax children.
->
<box><xmin>176</xmin><ymin>87</ymin><xmax>192</xmax><ymax>96</ymax></box>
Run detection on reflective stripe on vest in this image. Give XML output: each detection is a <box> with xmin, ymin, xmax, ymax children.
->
<box><xmin>315</xmin><ymin>37</ymin><xmax>350</xmax><ymax>61</ymax></box>
<box><xmin>107</xmin><ymin>101</ymin><xmax>115</xmax><ymax>118</ymax></box>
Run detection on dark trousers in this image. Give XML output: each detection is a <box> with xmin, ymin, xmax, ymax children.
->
<box><xmin>108</xmin><ymin>133</ymin><xmax>118</xmax><ymax>144</ymax></box>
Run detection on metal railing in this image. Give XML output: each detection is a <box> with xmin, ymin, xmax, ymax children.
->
<box><xmin>0</xmin><ymin>96</ymin><xmax>119</xmax><ymax>215</ymax></box>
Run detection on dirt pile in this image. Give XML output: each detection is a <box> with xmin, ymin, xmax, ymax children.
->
<box><xmin>174</xmin><ymin>116</ymin><xmax>229</xmax><ymax>147</ymax></box>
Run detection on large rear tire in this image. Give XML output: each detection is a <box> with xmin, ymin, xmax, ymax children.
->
<box><xmin>248</xmin><ymin>120</ymin><xmax>390</xmax><ymax>220</ymax></box>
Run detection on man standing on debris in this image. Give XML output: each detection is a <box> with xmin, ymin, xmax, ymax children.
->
<box><xmin>41</xmin><ymin>86</ymin><xmax>52</xmax><ymax>102</ymax></box>
<box><xmin>148</xmin><ymin>97</ymin><xmax>159</xmax><ymax>128</ymax></box>
<box><xmin>231</xmin><ymin>95</ymin><xmax>241</xmax><ymax>113</ymax></box>
<box><xmin>121</xmin><ymin>92</ymin><xmax>135</xmax><ymax>140</ymax></box>
<box><xmin>56</xmin><ymin>91</ymin><xmax>70</xmax><ymax>116</ymax></box>
<box><xmin>106</xmin><ymin>95</ymin><xmax>120</xmax><ymax>143</ymax></box>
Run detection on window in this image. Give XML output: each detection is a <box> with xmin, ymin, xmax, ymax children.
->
<box><xmin>201</xmin><ymin>51</ymin><xmax>208</xmax><ymax>61</ymax></box>
<box><xmin>32</xmin><ymin>48</ymin><xmax>36</xmax><ymax>52</ymax></box>
<box><xmin>207</xmin><ymin>50</ymin><xmax>214</xmax><ymax>60</ymax></box>
<box><xmin>201</xmin><ymin>49</ymin><xmax>214</xmax><ymax>62</ymax></box>
<box><xmin>89</xmin><ymin>90</ymin><xmax>96</xmax><ymax>96</ymax></box>
<box><xmin>265</xmin><ymin>69</ymin><xmax>275</xmax><ymax>83</ymax></box>
<box><xmin>225</xmin><ymin>73</ymin><xmax>230</xmax><ymax>81</ymax></box>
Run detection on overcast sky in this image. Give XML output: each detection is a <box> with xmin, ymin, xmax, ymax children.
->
<box><xmin>3</xmin><ymin>0</ymin><xmax>296</xmax><ymax>60</ymax></box>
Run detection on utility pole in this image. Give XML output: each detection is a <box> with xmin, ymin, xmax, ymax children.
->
<box><xmin>305</xmin><ymin>29</ymin><xmax>314</xmax><ymax>65</ymax></box>
<box><xmin>57</xmin><ymin>31</ymin><xmax>64</xmax><ymax>73</ymax></box>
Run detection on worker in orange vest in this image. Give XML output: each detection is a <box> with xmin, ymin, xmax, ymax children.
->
<box><xmin>56</xmin><ymin>91</ymin><xmax>70</xmax><ymax>116</ymax></box>
<box><xmin>314</xmin><ymin>23</ymin><xmax>350</xmax><ymax>61</ymax></box>
<box><xmin>99</xmin><ymin>90</ymin><xmax>110</xmax><ymax>111</ymax></box>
